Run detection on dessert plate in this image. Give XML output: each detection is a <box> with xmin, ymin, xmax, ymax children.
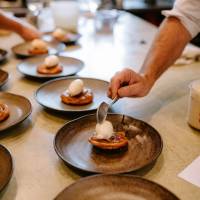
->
<box><xmin>17</xmin><ymin>56</ymin><xmax>84</xmax><ymax>79</ymax></box>
<box><xmin>43</xmin><ymin>32</ymin><xmax>81</xmax><ymax>45</ymax></box>
<box><xmin>12</xmin><ymin>41</ymin><xmax>65</xmax><ymax>58</ymax></box>
<box><xmin>0</xmin><ymin>92</ymin><xmax>32</xmax><ymax>132</ymax></box>
<box><xmin>54</xmin><ymin>113</ymin><xmax>163</xmax><ymax>174</ymax></box>
<box><xmin>35</xmin><ymin>77</ymin><xmax>109</xmax><ymax>112</ymax></box>
<box><xmin>54</xmin><ymin>175</ymin><xmax>180</xmax><ymax>200</ymax></box>
<box><xmin>0</xmin><ymin>144</ymin><xmax>13</xmax><ymax>192</ymax></box>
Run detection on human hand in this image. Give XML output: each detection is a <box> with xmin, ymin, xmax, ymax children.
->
<box><xmin>108</xmin><ymin>68</ymin><xmax>155</xmax><ymax>99</ymax></box>
<box><xmin>19</xmin><ymin>25</ymin><xmax>41</xmax><ymax>41</ymax></box>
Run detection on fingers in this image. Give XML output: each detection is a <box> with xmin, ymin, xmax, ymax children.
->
<box><xmin>21</xmin><ymin>26</ymin><xmax>41</xmax><ymax>41</ymax></box>
<box><xmin>117</xmin><ymin>83</ymin><xmax>142</xmax><ymax>97</ymax></box>
<box><xmin>117</xmin><ymin>76</ymin><xmax>152</xmax><ymax>98</ymax></box>
<box><xmin>107</xmin><ymin>86</ymin><xmax>112</xmax><ymax>98</ymax></box>
<box><xmin>110</xmin><ymin>72</ymin><xmax>122</xmax><ymax>99</ymax></box>
<box><xmin>108</xmin><ymin>68</ymin><xmax>140</xmax><ymax>99</ymax></box>
<box><xmin>28</xmin><ymin>30</ymin><xmax>41</xmax><ymax>40</ymax></box>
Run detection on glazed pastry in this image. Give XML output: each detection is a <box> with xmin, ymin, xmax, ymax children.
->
<box><xmin>61</xmin><ymin>79</ymin><xmax>93</xmax><ymax>105</ymax></box>
<box><xmin>89</xmin><ymin>120</ymin><xmax>128</xmax><ymax>150</ymax></box>
<box><xmin>37</xmin><ymin>55</ymin><xmax>63</xmax><ymax>74</ymax></box>
<box><xmin>29</xmin><ymin>39</ymin><xmax>48</xmax><ymax>55</ymax></box>
<box><xmin>0</xmin><ymin>103</ymin><xmax>9</xmax><ymax>122</ymax></box>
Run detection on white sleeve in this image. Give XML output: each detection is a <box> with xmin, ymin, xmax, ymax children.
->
<box><xmin>162</xmin><ymin>0</ymin><xmax>200</xmax><ymax>38</ymax></box>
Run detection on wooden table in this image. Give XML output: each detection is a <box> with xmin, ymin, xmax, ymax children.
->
<box><xmin>0</xmin><ymin>11</ymin><xmax>200</xmax><ymax>200</ymax></box>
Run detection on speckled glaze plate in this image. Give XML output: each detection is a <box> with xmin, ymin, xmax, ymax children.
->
<box><xmin>12</xmin><ymin>41</ymin><xmax>65</xmax><ymax>58</ymax></box>
<box><xmin>17</xmin><ymin>56</ymin><xmax>84</xmax><ymax>79</ymax></box>
<box><xmin>35</xmin><ymin>77</ymin><xmax>109</xmax><ymax>112</ymax></box>
<box><xmin>0</xmin><ymin>144</ymin><xmax>13</xmax><ymax>192</ymax></box>
<box><xmin>0</xmin><ymin>92</ymin><xmax>32</xmax><ymax>131</ymax></box>
<box><xmin>0</xmin><ymin>69</ymin><xmax>8</xmax><ymax>87</ymax></box>
<box><xmin>54</xmin><ymin>114</ymin><xmax>163</xmax><ymax>174</ymax></box>
<box><xmin>54</xmin><ymin>175</ymin><xmax>180</xmax><ymax>200</ymax></box>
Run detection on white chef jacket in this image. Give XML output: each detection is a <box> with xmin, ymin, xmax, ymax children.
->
<box><xmin>162</xmin><ymin>0</ymin><xmax>200</xmax><ymax>38</ymax></box>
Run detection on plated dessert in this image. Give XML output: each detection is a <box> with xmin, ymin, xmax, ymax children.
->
<box><xmin>52</xmin><ymin>28</ymin><xmax>80</xmax><ymax>44</ymax></box>
<box><xmin>17</xmin><ymin>56</ymin><xmax>84</xmax><ymax>79</ymax></box>
<box><xmin>35</xmin><ymin>77</ymin><xmax>109</xmax><ymax>112</ymax></box>
<box><xmin>89</xmin><ymin>120</ymin><xmax>128</xmax><ymax>150</ymax></box>
<box><xmin>12</xmin><ymin>39</ymin><xmax>65</xmax><ymax>58</ymax></box>
<box><xmin>61</xmin><ymin>79</ymin><xmax>93</xmax><ymax>105</ymax></box>
<box><xmin>54</xmin><ymin>113</ymin><xmax>163</xmax><ymax>174</ymax></box>
<box><xmin>37</xmin><ymin>55</ymin><xmax>63</xmax><ymax>74</ymax></box>
<box><xmin>52</xmin><ymin>28</ymin><xmax>68</xmax><ymax>42</ymax></box>
<box><xmin>0</xmin><ymin>92</ymin><xmax>32</xmax><ymax>132</ymax></box>
<box><xmin>0</xmin><ymin>103</ymin><xmax>9</xmax><ymax>122</ymax></box>
<box><xmin>28</xmin><ymin>39</ymin><xmax>48</xmax><ymax>55</ymax></box>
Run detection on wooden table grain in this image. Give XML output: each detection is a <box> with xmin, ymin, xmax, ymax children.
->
<box><xmin>0</xmin><ymin>11</ymin><xmax>200</xmax><ymax>200</ymax></box>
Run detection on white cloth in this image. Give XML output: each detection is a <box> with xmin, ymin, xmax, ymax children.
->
<box><xmin>162</xmin><ymin>0</ymin><xmax>200</xmax><ymax>38</ymax></box>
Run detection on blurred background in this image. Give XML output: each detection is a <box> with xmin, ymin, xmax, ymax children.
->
<box><xmin>0</xmin><ymin>0</ymin><xmax>199</xmax><ymax>46</ymax></box>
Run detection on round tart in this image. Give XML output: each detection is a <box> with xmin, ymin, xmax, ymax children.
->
<box><xmin>89</xmin><ymin>131</ymin><xmax>128</xmax><ymax>150</ymax></box>
<box><xmin>28</xmin><ymin>48</ymin><xmax>48</xmax><ymax>55</ymax></box>
<box><xmin>0</xmin><ymin>103</ymin><xmax>9</xmax><ymax>122</ymax></box>
<box><xmin>54</xmin><ymin>34</ymin><xmax>67</xmax><ymax>42</ymax></box>
<box><xmin>61</xmin><ymin>89</ymin><xmax>93</xmax><ymax>105</ymax></box>
<box><xmin>37</xmin><ymin>64</ymin><xmax>63</xmax><ymax>74</ymax></box>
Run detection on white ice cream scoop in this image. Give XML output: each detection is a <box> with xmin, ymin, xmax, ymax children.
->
<box><xmin>68</xmin><ymin>79</ymin><xmax>84</xmax><ymax>96</ymax></box>
<box><xmin>95</xmin><ymin>120</ymin><xmax>114</xmax><ymax>139</ymax></box>
<box><xmin>44</xmin><ymin>55</ymin><xmax>59</xmax><ymax>68</ymax></box>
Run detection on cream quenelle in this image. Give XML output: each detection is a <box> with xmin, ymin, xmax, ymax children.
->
<box><xmin>95</xmin><ymin>120</ymin><xmax>114</xmax><ymax>139</ymax></box>
<box><xmin>44</xmin><ymin>55</ymin><xmax>59</xmax><ymax>69</ymax></box>
<box><xmin>68</xmin><ymin>79</ymin><xmax>84</xmax><ymax>96</ymax></box>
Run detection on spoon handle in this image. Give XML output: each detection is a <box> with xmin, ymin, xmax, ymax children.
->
<box><xmin>109</xmin><ymin>96</ymin><xmax>119</xmax><ymax>107</ymax></box>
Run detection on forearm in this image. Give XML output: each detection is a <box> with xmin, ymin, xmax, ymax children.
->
<box><xmin>141</xmin><ymin>17</ymin><xmax>192</xmax><ymax>85</ymax></box>
<box><xmin>0</xmin><ymin>13</ymin><xmax>23</xmax><ymax>35</ymax></box>
<box><xmin>0</xmin><ymin>11</ymin><xmax>40</xmax><ymax>41</ymax></box>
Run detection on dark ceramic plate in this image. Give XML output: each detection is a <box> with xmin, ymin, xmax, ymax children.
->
<box><xmin>35</xmin><ymin>77</ymin><xmax>109</xmax><ymax>112</ymax></box>
<box><xmin>17</xmin><ymin>56</ymin><xmax>84</xmax><ymax>79</ymax></box>
<box><xmin>54</xmin><ymin>113</ymin><xmax>163</xmax><ymax>174</ymax></box>
<box><xmin>43</xmin><ymin>32</ymin><xmax>81</xmax><ymax>45</ymax></box>
<box><xmin>54</xmin><ymin>174</ymin><xmax>180</xmax><ymax>200</ymax></box>
<box><xmin>0</xmin><ymin>144</ymin><xmax>13</xmax><ymax>192</ymax></box>
<box><xmin>0</xmin><ymin>69</ymin><xmax>8</xmax><ymax>87</ymax></box>
<box><xmin>0</xmin><ymin>92</ymin><xmax>32</xmax><ymax>132</ymax></box>
<box><xmin>0</xmin><ymin>49</ymin><xmax>8</xmax><ymax>63</ymax></box>
<box><xmin>12</xmin><ymin>41</ymin><xmax>65</xmax><ymax>58</ymax></box>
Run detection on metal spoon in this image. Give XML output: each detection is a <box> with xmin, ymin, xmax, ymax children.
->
<box><xmin>96</xmin><ymin>96</ymin><xmax>119</xmax><ymax>124</ymax></box>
